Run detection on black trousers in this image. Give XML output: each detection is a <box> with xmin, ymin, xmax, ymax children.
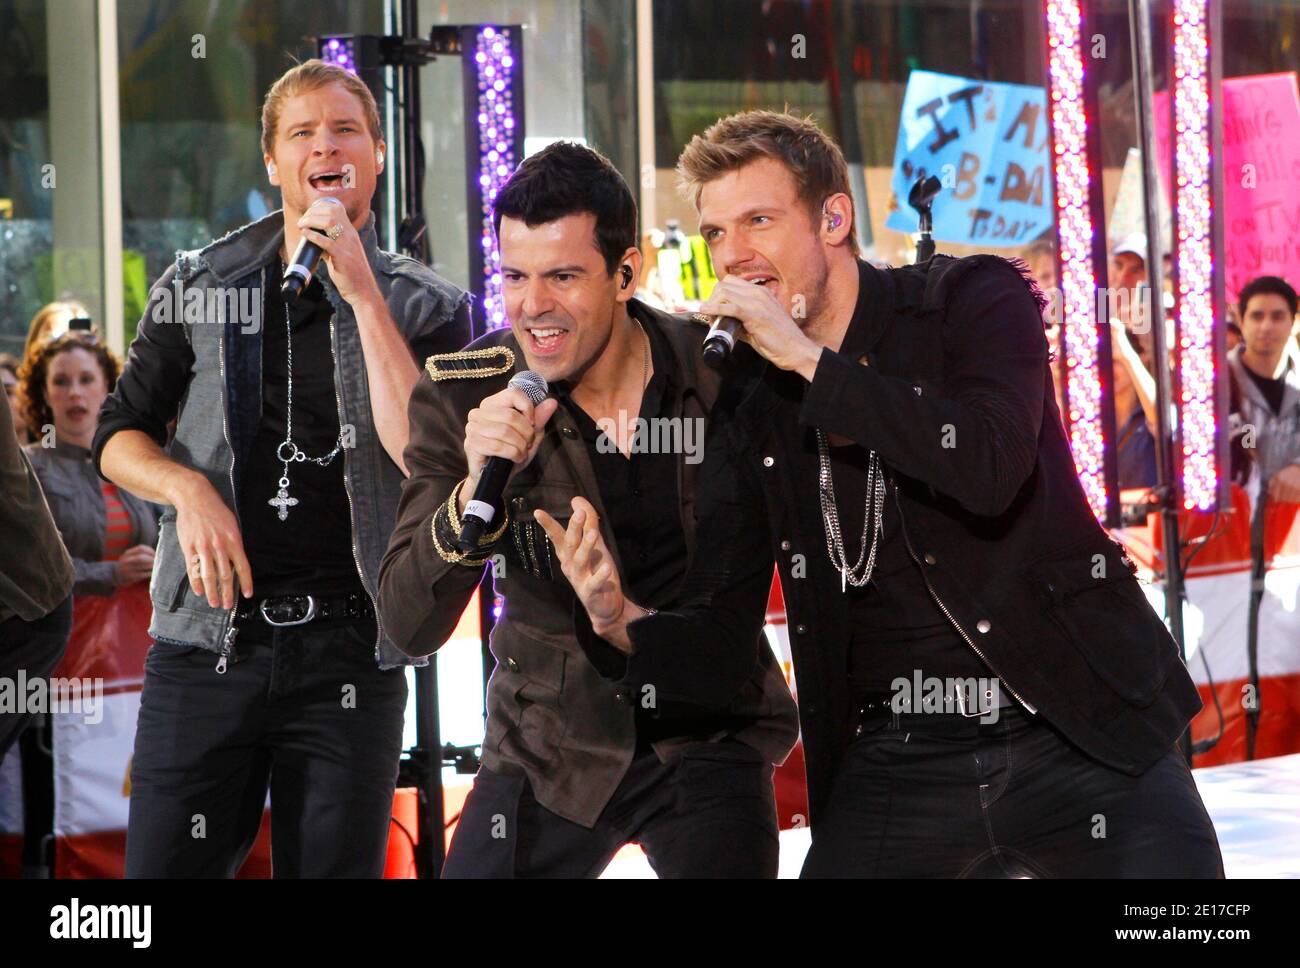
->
<box><xmin>442</xmin><ymin>737</ymin><xmax>779</xmax><ymax>878</ymax></box>
<box><xmin>801</xmin><ymin>706</ymin><xmax>1225</xmax><ymax>878</ymax></box>
<box><xmin>125</xmin><ymin>618</ymin><xmax>407</xmax><ymax>878</ymax></box>
<box><xmin>0</xmin><ymin>596</ymin><xmax>72</xmax><ymax>761</ymax></box>
<box><xmin>2</xmin><ymin>597</ymin><xmax>72</xmax><ymax>875</ymax></box>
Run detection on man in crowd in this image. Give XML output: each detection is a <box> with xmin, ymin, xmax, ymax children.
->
<box><xmin>1227</xmin><ymin>275</ymin><xmax>1300</xmax><ymax>502</ymax></box>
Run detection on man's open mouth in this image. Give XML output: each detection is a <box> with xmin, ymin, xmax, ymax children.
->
<box><xmin>528</xmin><ymin>327</ymin><xmax>570</xmax><ymax>355</ymax></box>
<box><xmin>308</xmin><ymin>171</ymin><xmax>347</xmax><ymax>190</ymax></box>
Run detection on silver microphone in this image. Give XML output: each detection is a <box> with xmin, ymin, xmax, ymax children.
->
<box><xmin>702</xmin><ymin>315</ymin><xmax>742</xmax><ymax>369</ymax></box>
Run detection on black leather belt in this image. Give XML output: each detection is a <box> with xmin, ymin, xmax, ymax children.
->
<box><xmin>855</xmin><ymin>686</ymin><xmax>1015</xmax><ymax>736</ymax></box>
<box><xmin>236</xmin><ymin>591</ymin><xmax>374</xmax><ymax>627</ymax></box>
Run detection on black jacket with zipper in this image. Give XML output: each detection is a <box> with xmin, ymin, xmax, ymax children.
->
<box><xmin>604</xmin><ymin>254</ymin><xmax>1201</xmax><ymax>828</ymax></box>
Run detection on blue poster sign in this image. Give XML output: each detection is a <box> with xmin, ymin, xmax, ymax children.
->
<box><xmin>886</xmin><ymin>70</ymin><xmax>1052</xmax><ymax>248</ymax></box>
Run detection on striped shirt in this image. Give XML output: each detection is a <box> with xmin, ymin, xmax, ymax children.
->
<box><xmin>101</xmin><ymin>481</ymin><xmax>133</xmax><ymax>561</ymax></box>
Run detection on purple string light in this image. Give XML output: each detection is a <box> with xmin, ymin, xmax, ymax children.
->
<box><xmin>474</xmin><ymin>26</ymin><xmax>516</xmax><ymax>329</ymax></box>
<box><xmin>1172</xmin><ymin>0</ymin><xmax>1219</xmax><ymax>511</ymax></box>
<box><xmin>1045</xmin><ymin>0</ymin><xmax>1109</xmax><ymax>522</ymax></box>
<box><xmin>320</xmin><ymin>36</ymin><xmax>357</xmax><ymax>75</ymax></box>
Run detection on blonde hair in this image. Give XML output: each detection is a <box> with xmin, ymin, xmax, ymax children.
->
<box><xmin>23</xmin><ymin>300</ymin><xmax>93</xmax><ymax>360</ymax></box>
<box><xmin>676</xmin><ymin>110</ymin><xmax>859</xmax><ymax>254</ymax></box>
<box><xmin>260</xmin><ymin>59</ymin><xmax>383</xmax><ymax>158</ymax></box>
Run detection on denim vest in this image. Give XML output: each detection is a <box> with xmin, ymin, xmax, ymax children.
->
<box><xmin>144</xmin><ymin>211</ymin><xmax>469</xmax><ymax>669</ymax></box>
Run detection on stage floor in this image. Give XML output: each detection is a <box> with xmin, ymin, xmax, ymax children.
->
<box><xmin>593</xmin><ymin>752</ymin><xmax>1300</xmax><ymax>878</ymax></box>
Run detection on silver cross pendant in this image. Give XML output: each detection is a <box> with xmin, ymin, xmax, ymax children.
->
<box><xmin>269</xmin><ymin>484</ymin><xmax>298</xmax><ymax>521</ymax></box>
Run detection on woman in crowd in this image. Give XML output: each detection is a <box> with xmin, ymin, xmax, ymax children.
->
<box><xmin>17</xmin><ymin>332</ymin><xmax>159</xmax><ymax>595</ymax></box>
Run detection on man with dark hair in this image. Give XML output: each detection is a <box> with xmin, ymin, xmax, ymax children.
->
<box><xmin>1238</xmin><ymin>275</ymin><xmax>1298</xmax><ymax>320</ymax></box>
<box><xmin>380</xmin><ymin>141</ymin><xmax>798</xmax><ymax>878</ymax></box>
<box><xmin>1228</xmin><ymin>275</ymin><xmax>1300</xmax><ymax>502</ymax></box>
<box><xmin>93</xmin><ymin>59</ymin><xmax>471</xmax><ymax>877</ymax></box>
<box><xmin>554</xmin><ymin>111</ymin><xmax>1223</xmax><ymax>877</ymax></box>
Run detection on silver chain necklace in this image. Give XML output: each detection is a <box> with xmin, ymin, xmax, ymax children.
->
<box><xmin>269</xmin><ymin>274</ymin><xmax>345</xmax><ymax>522</ymax></box>
<box><xmin>816</xmin><ymin>429</ymin><xmax>885</xmax><ymax>592</ymax></box>
<box><xmin>638</xmin><ymin>319</ymin><xmax>649</xmax><ymax>390</ymax></box>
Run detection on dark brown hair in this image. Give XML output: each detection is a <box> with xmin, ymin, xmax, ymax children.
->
<box><xmin>493</xmin><ymin>141</ymin><xmax>638</xmax><ymax>275</ymax></box>
<box><xmin>1238</xmin><ymin>275</ymin><xmax>1298</xmax><ymax>319</ymax></box>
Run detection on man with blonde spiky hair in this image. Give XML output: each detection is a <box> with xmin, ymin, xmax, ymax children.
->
<box><xmin>94</xmin><ymin>59</ymin><xmax>470</xmax><ymax>877</ymax></box>
<box><xmin>556</xmin><ymin>110</ymin><xmax>1223</xmax><ymax>878</ymax></box>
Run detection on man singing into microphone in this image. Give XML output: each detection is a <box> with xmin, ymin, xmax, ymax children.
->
<box><xmin>93</xmin><ymin>60</ymin><xmax>470</xmax><ymax>877</ymax></box>
<box><xmin>551</xmin><ymin>111</ymin><xmax>1223</xmax><ymax>877</ymax></box>
<box><xmin>379</xmin><ymin>142</ymin><xmax>798</xmax><ymax>878</ymax></box>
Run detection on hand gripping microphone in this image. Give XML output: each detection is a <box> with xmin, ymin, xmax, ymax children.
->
<box><xmin>701</xmin><ymin>315</ymin><xmax>742</xmax><ymax>370</ymax></box>
<box><xmin>457</xmin><ymin>370</ymin><xmax>550</xmax><ymax>553</ymax></box>
<box><xmin>281</xmin><ymin>197</ymin><xmax>346</xmax><ymax>302</ymax></box>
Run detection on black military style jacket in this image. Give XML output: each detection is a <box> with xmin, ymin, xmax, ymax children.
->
<box><xmin>378</xmin><ymin>299</ymin><xmax>799</xmax><ymax>828</ymax></box>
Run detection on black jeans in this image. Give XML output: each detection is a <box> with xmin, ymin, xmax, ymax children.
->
<box><xmin>0</xmin><ymin>596</ymin><xmax>72</xmax><ymax>761</ymax></box>
<box><xmin>2</xmin><ymin>597</ymin><xmax>72</xmax><ymax>875</ymax></box>
<box><xmin>125</xmin><ymin>617</ymin><xmax>407</xmax><ymax>878</ymax></box>
<box><xmin>442</xmin><ymin>737</ymin><xmax>779</xmax><ymax>878</ymax></box>
<box><xmin>801</xmin><ymin>706</ymin><xmax>1224</xmax><ymax>878</ymax></box>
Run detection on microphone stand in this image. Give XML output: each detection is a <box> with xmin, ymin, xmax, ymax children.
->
<box><xmin>908</xmin><ymin>175</ymin><xmax>941</xmax><ymax>264</ymax></box>
<box><xmin>1245</xmin><ymin>490</ymin><xmax>1266</xmax><ymax>759</ymax></box>
<box><xmin>1130</xmin><ymin>0</ymin><xmax>1192</xmax><ymax>763</ymax></box>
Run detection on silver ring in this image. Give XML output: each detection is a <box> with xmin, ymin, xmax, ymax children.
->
<box><xmin>326</xmin><ymin>224</ymin><xmax>343</xmax><ymax>241</ymax></box>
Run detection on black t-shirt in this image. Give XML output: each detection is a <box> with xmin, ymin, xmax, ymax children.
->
<box><xmin>811</xmin><ymin>263</ymin><xmax>992</xmax><ymax>703</ymax></box>
<box><xmin>561</xmin><ymin>335</ymin><xmax>687</xmax><ymax>612</ymax></box>
<box><xmin>558</xmin><ymin>317</ymin><xmax>711</xmax><ymax>744</ymax></box>
<box><xmin>237</xmin><ymin>266</ymin><xmax>361</xmax><ymax>597</ymax></box>
<box><xmin>1244</xmin><ymin>363</ymin><xmax>1287</xmax><ymax>415</ymax></box>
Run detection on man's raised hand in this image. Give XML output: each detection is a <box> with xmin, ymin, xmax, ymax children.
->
<box><xmin>460</xmin><ymin>387</ymin><xmax>559</xmax><ymax>513</ymax></box>
<box><xmin>534</xmin><ymin>497</ymin><xmax>640</xmax><ymax>654</ymax></box>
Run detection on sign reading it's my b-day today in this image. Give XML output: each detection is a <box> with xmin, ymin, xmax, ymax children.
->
<box><xmin>1155</xmin><ymin>73</ymin><xmax>1300</xmax><ymax>302</ymax></box>
<box><xmin>886</xmin><ymin>70</ymin><xmax>1053</xmax><ymax>249</ymax></box>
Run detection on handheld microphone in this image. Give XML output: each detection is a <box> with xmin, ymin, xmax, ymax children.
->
<box><xmin>281</xmin><ymin>197</ymin><xmax>346</xmax><ymax>302</ymax></box>
<box><xmin>701</xmin><ymin>315</ymin><xmax>742</xmax><ymax>370</ymax></box>
<box><xmin>457</xmin><ymin>370</ymin><xmax>550</xmax><ymax>553</ymax></box>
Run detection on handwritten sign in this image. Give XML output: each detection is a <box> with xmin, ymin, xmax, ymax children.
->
<box><xmin>1109</xmin><ymin>147</ymin><xmax>1172</xmax><ymax>252</ymax></box>
<box><xmin>1154</xmin><ymin>73</ymin><xmax>1300</xmax><ymax>302</ymax></box>
<box><xmin>886</xmin><ymin>70</ymin><xmax>1052</xmax><ymax>248</ymax></box>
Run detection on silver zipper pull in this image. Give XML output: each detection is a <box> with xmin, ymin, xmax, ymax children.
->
<box><xmin>216</xmin><ymin>622</ymin><xmax>238</xmax><ymax>674</ymax></box>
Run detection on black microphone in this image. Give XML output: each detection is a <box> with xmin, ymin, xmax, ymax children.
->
<box><xmin>701</xmin><ymin>315</ymin><xmax>742</xmax><ymax>370</ymax></box>
<box><xmin>281</xmin><ymin>197</ymin><xmax>346</xmax><ymax>302</ymax></box>
<box><xmin>457</xmin><ymin>370</ymin><xmax>550</xmax><ymax>553</ymax></box>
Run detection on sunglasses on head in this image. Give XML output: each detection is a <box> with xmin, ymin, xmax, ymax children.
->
<box><xmin>46</xmin><ymin>320</ymin><xmax>100</xmax><ymax>347</ymax></box>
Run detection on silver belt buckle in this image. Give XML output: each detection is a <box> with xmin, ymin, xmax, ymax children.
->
<box><xmin>956</xmin><ymin>687</ymin><xmax>995</xmax><ymax>718</ymax></box>
<box><xmin>259</xmin><ymin>595</ymin><xmax>317</xmax><ymax>627</ymax></box>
